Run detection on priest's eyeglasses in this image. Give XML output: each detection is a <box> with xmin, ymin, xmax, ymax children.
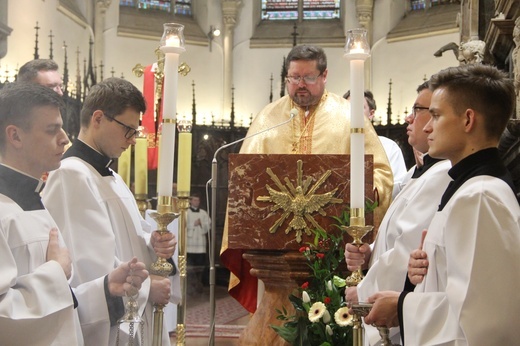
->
<box><xmin>412</xmin><ymin>106</ymin><xmax>429</xmax><ymax>119</ymax></box>
<box><xmin>286</xmin><ymin>74</ymin><xmax>322</xmax><ymax>85</ymax></box>
<box><xmin>105</xmin><ymin>114</ymin><xmax>140</xmax><ymax>139</ymax></box>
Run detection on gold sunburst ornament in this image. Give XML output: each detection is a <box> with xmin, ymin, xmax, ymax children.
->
<box><xmin>256</xmin><ymin>160</ymin><xmax>343</xmax><ymax>242</ymax></box>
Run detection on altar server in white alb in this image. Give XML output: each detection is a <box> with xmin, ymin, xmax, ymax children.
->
<box><xmin>0</xmin><ymin>83</ymin><xmax>148</xmax><ymax>345</ymax></box>
<box><xmin>363</xmin><ymin>64</ymin><xmax>520</xmax><ymax>346</ymax></box>
<box><xmin>344</xmin><ymin>81</ymin><xmax>452</xmax><ymax>345</ymax></box>
<box><xmin>43</xmin><ymin>78</ymin><xmax>180</xmax><ymax>345</ymax></box>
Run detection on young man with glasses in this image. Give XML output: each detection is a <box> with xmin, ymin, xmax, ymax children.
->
<box><xmin>364</xmin><ymin>64</ymin><xmax>520</xmax><ymax>345</ymax></box>
<box><xmin>42</xmin><ymin>78</ymin><xmax>179</xmax><ymax>345</ymax></box>
<box><xmin>0</xmin><ymin>83</ymin><xmax>149</xmax><ymax>345</ymax></box>
<box><xmin>220</xmin><ymin>44</ymin><xmax>393</xmax><ymax>313</ymax></box>
<box><xmin>344</xmin><ymin>81</ymin><xmax>452</xmax><ymax>345</ymax></box>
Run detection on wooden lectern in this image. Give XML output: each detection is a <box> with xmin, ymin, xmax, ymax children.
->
<box><xmin>227</xmin><ymin>154</ymin><xmax>374</xmax><ymax>345</ymax></box>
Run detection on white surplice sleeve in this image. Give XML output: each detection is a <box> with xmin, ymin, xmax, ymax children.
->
<box><xmin>402</xmin><ymin>177</ymin><xmax>520</xmax><ymax>346</ymax></box>
<box><xmin>43</xmin><ymin>159</ymin><xmax>152</xmax><ymax>344</ymax></box>
<box><xmin>358</xmin><ymin>160</ymin><xmax>451</xmax><ymax>345</ymax></box>
<box><xmin>0</xmin><ymin>202</ymin><xmax>81</xmax><ymax>345</ymax></box>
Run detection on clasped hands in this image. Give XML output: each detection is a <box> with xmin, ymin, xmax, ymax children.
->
<box><xmin>343</xmin><ymin>230</ymin><xmax>429</xmax><ymax>328</ymax></box>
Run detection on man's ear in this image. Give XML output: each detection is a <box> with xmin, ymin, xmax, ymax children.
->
<box><xmin>322</xmin><ymin>69</ymin><xmax>328</xmax><ymax>83</ymax></box>
<box><xmin>5</xmin><ymin>125</ymin><xmax>23</xmax><ymax>149</ymax></box>
<box><xmin>464</xmin><ymin>109</ymin><xmax>476</xmax><ymax>132</ymax></box>
<box><xmin>91</xmin><ymin>110</ymin><xmax>104</xmax><ymax>128</ymax></box>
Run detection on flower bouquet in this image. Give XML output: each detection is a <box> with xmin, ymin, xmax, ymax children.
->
<box><xmin>271</xmin><ymin>208</ymin><xmax>355</xmax><ymax>346</ymax></box>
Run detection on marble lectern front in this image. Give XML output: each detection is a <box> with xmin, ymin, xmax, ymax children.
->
<box><xmin>227</xmin><ymin>154</ymin><xmax>374</xmax><ymax>345</ymax></box>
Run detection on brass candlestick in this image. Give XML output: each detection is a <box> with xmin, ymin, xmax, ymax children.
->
<box><xmin>135</xmin><ymin>194</ymin><xmax>152</xmax><ymax>218</ymax></box>
<box><xmin>341</xmin><ymin>207</ymin><xmax>373</xmax><ymax>346</ymax></box>
<box><xmin>175</xmin><ymin>193</ymin><xmax>189</xmax><ymax>346</ymax></box>
<box><xmin>149</xmin><ymin>196</ymin><xmax>179</xmax><ymax>346</ymax></box>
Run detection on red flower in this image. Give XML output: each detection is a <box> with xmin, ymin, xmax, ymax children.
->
<box><xmin>324</xmin><ymin>297</ymin><xmax>331</xmax><ymax>304</ymax></box>
<box><xmin>299</xmin><ymin>246</ymin><xmax>307</xmax><ymax>253</ymax></box>
<box><xmin>316</xmin><ymin>253</ymin><xmax>325</xmax><ymax>259</ymax></box>
<box><xmin>301</xmin><ymin>282</ymin><xmax>309</xmax><ymax>289</ymax></box>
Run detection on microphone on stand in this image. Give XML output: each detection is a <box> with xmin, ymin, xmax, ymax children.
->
<box><xmin>207</xmin><ymin>108</ymin><xmax>298</xmax><ymax>345</ymax></box>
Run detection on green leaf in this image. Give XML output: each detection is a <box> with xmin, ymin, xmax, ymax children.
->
<box><xmin>333</xmin><ymin>275</ymin><xmax>346</xmax><ymax>288</ymax></box>
<box><xmin>271</xmin><ymin>324</ymin><xmax>297</xmax><ymax>343</ymax></box>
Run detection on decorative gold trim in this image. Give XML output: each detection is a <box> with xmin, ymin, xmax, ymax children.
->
<box><xmin>163</xmin><ymin>118</ymin><xmax>176</xmax><ymax>124</ymax></box>
<box><xmin>350</xmin><ymin>128</ymin><xmax>364</xmax><ymax>134</ymax></box>
<box><xmin>256</xmin><ymin>159</ymin><xmax>343</xmax><ymax>242</ymax></box>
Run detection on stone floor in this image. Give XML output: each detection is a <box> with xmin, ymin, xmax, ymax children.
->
<box><xmin>169</xmin><ymin>284</ymin><xmax>249</xmax><ymax>345</ymax></box>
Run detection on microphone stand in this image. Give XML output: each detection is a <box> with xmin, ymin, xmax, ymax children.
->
<box><xmin>207</xmin><ymin>110</ymin><xmax>297</xmax><ymax>345</ymax></box>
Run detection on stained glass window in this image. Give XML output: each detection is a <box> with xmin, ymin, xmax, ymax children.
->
<box><xmin>119</xmin><ymin>0</ymin><xmax>192</xmax><ymax>15</ymax></box>
<box><xmin>410</xmin><ymin>0</ymin><xmax>456</xmax><ymax>11</ymax></box>
<box><xmin>173</xmin><ymin>0</ymin><xmax>192</xmax><ymax>16</ymax></box>
<box><xmin>261</xmin><ymin>0</ymin><xmax>340</xmax><ymax>21</ymax></box>
<box><xmin>303</xmin><ymin>0</ymin><xmax>340</xmax><ymax>19</ymax></box>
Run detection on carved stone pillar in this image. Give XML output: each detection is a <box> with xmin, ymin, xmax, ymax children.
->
<box><xmin>460</xmin><ymin>0</ymin><xmax>480</xmax><ymax>42</ymax></box>
<box><xmin>355</xmin><ymin>0</ymin><xmax>374</xmax><ymax>90</ymax></box>
<box><xmin>221</xmin><ymin>0</ymin><xmax>242</xmax><ymax>119</ymax></box>
<box><xmin>95</xmin><ymin>1</ymin><xmax>111</xmax><ymax>72</ymax></box>
<box><xmin>355</xmin><ymin>0</ymin><xmax>374</xmax><ymax>43</ymax></box>
<box><xmin>0</xmin><ymin>22</ymin><xmax>12</xmax><ymax>60</ymax></box>
<box><xmin>0</xmin><ymin>0</ymin><xmax>12</xmax><ymax>60</ymax></box>
<box><xmin>513</xmin><ymin>17</ymin><xmax>520</xmax><ymax>119</ymax></box>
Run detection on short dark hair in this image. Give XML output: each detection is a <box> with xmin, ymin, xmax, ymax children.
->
<box><xmin>343</xmin><ymin>90</ymin><xmax>376</xmax><ymax>111</ymax></box>
<box><xmin>285</xmin><ymin>45</ymin><xmax>327</xmax><ymax>74</ymax></box>
<box><xmin>429</xmin><ymin>64</ymin><xmax>515</xmax><ymax>140</ymax></box>
<box><xmin>80</xmin><ymin>77</ymin><xmax>146</xmax><ymax>128</ymax></box>
<box><xmin>417</xmin><ymin>81</ymin><xmax>429</xmax><ymax>93</ymax></box>
<box><xmin>0</xmin><ymin>83</ymin><xmax>63</xmax><ymax>152</ymax></box>
<box><xmin>17</xmin><ymin>59</ymin><xmax>60</xmax><ymax>83</ymax></box>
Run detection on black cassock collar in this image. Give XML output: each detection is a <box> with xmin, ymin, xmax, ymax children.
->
<box><xmin>438</xmin><ymin>147</ymin><xmax>517</xmax><ymax>210</ymax></box>
<box><xmin>64</xmin><ymin>139</ymin><xmax>114</xmax><ymax>177</ymax></box>
<box><xmin>0</xmin><ymin>164</ymin><xmax>45</xmax><ymax>211</ymax></box>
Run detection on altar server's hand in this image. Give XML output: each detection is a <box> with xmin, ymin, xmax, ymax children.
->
<box><xmin>345</xmin><ymin>242</ymin><xmax>371</xmax><ymax>272</ymax></box>
<box><xmin>108</xmin><ymin>257</ymin><xmax>148</xmax><ymax>297</ymax></box>
<box><xmin>345</xmin><ymin>287</ymin><xmax>359</xmax><ymax>308</ymax></box>
<box><xmin>364</xmin><ymin>291</ymin><xmax>400</xmax><ymax>328</ymax></box>
<box><xmin>151</xmin><ymin>231</ymin><xmax>177</xmax><ymax>259</ymax></box>
<box><xmin>408</xmin><ymin>230</ymin><xmax>429</xmax><ymax>285</ymax></box>
<box><xmin>149</xmin><ymin>275</ymin><xmax>172</xmax><ymax>306</ymax></box>
<box><xmin>46</xmin><ymin>228</ymin><xmax>72</xmax><ymax>279</ymax></box>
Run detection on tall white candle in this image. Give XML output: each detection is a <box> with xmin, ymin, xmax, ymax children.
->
<box><xmin>344</xmin><ymin>29</ymin><xmax>370</xmax><ymax>210</ymax></box>
<box><xmin>157</xmin><ymin>24</ymin><xmax>186</xmax><ymax>198</ymax></box>
<box><xmin>350</xmin><ymin>59</ymin><xmax>365</xmax><ymax>209</ymax></box>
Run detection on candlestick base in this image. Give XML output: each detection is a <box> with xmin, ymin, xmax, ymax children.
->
<box><xmin>149</xmin><ymin>196</ymin><xmax>179</xmax><ymax>346</ymax></box>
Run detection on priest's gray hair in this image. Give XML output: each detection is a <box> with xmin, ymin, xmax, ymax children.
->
<box><xmin>285</xmin><ymin>45</ymin><xmax>327</xmax><ymax>75</ymax></box>
<box><xmin>0</xmin><ymin>83</ymin><xmax>63</xmax><ymax>152</ymax></box>
<box><xmin>80</xmin><ymin>77</ymin><xmax>146</xmax><ymax>128</ymax></box>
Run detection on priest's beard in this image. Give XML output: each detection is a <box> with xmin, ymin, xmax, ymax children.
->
<box><xmin>290</xmin><ymin>88</ymin><xmax>321</xmax><ymax>108</ymax></box>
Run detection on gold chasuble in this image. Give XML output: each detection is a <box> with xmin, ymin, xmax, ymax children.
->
<box><xmin>220</xmin><ymin>91</ymin><xmax>393</xmax><ymax>312</ymax></box>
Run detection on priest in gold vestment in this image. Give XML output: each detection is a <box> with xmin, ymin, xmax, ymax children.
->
<box><xmin>221</xmin><ymin>45</ymin><xmax>393</xmax><ymax>313</ymax></box>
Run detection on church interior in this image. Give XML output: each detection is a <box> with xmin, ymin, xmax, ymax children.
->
<box><xmin>1</xmin><ymin>0</ymin><xmax>519</xmax><ymax>345</ymax></box>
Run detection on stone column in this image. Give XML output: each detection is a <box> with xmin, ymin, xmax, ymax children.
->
<box><xmin>221</xmin><ymin>0</ymin><xmax>242</xmax><ymax>120</ymax></box>
<box><xmin>355</xmin><ymin>0</ymin><xmax>374</xmax><ymax>90</ymax></box>
<box><xmin>355</xmin><ymin>0</ymin><xmax>374</xmax><ymax>44</ymax></box>
<box><xmin>460</xmin><ymin>0</ymin><xmax>480</xmax><ymax>43</ymax></box>
<box><xmin>94</xmin><ymin>0</ymin><xmax>111</xmax><ymax>76</ymax></box>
